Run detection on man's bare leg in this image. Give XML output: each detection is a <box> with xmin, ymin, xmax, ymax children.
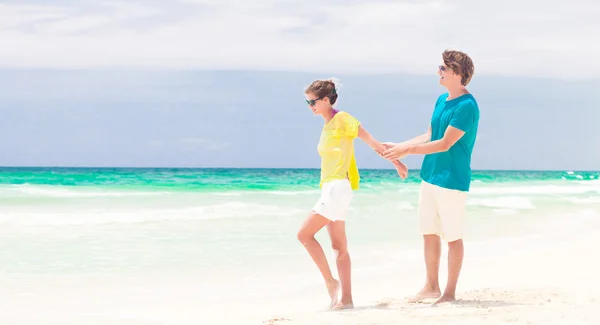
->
<box><xmin>297</xmin><ymin>212</ymin><xmax>340</xmax><ymax>307</ymax></box>
<box><xmin>408</xmin><ymin>234</ymin><xmax>442</xmax><ymax>303</ymax></box>
<box><xmin>433</xmin><ymin>239</ymin><xmax>463</xmax><ymax>305</ymax></box>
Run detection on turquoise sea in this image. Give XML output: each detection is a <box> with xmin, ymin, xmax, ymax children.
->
<box><xmin>0</xmin><ymin>167</ymin><xmax>599</xmax><ymax>321</ymax></box>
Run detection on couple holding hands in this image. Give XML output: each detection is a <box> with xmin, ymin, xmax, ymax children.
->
<box><xmin>296</xmin><ymin>49</ymin><xmax>480</xmax><ymax>309</ymax></box>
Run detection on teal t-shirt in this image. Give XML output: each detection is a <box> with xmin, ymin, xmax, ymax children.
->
<box><xmin>420</xmin><ymin>93</ymin><xmax>479</xmax><ymax>192</ymax></box>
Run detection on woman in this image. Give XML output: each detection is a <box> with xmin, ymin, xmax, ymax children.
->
<box><xmin>296</xmin><ymin>79</ymin><xmax>408</xmax><ymax>310</ymax></box>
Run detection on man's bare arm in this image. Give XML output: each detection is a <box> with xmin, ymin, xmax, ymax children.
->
<box><xmin>408</xmin><ymin>126</ymin><xmax>464</xmax><ymax>155</ymax></box>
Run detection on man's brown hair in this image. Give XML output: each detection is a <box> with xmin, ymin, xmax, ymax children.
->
<box><xmin>443</xmin><ymin>50</ymin><xmax>475</xmax><ymax>86</ymax></box>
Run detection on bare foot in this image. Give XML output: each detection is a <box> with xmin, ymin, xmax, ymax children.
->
<box><xmin>326</xmin><ymin>280</ymin><xmax>340</xmax><ymax>308</ymax></box>
<box><xmin>331</xmin><ymin>301</ymin><xmax>354</xmax><ymax>310</ymax></box>
<box><xmin>406</xmin><ymin>289</ymin><xmax>441</xmax><ymax>303</ymax></box>
<box><xmin>432</xmin><ymin>294</ymin><xmax>456</xmax><ymax>305</ymax></box>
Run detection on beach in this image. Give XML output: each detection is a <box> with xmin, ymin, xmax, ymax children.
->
<box><xmin>0</xmin><ymin>168</ymin><xmax>598</xmax><ymax>324</ymax></box>
<box><xmin>1</xmin><ymin>217</ymin><xmax>599</xmax><ymax>325</ymax></box>
<box><xmin>266</xmin><ymin>226</ymin><xmax>600</xmax><ymax>325</ymax></box>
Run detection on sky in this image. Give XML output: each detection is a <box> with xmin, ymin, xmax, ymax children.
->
<box><xmin>1</xmin><ymin>0</ymin><xmax>599</xmax><ymax>170</ymax></box>
<box><xmin>1</xmin><ymin>0</ymin><xmax>599</xmax><ymax>78</ymax></box>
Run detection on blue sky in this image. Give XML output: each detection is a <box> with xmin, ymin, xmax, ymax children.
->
<box><xmin>1</xmin><ymin>1</ymin><xmax>599</xmax><ymax>170</ymax></box>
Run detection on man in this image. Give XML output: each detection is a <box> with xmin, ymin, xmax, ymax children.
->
<box><xmin>382</xmin><ymin>49</ymin><xmax>479</xmax><ymax>305</ymax></box>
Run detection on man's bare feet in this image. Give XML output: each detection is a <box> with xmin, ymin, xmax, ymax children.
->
<box><xmin>326</xmin><ymin>280</ymin><xmax>340</xmax><ymax>308</ymax></box>
<box><xmin>406</xmin><ymin>288</ymin><xmax>441</xmax><ymax>303</ymax></box>
<box><xmin>432</xmin><ymin>294</ymin><xmax>456</xmax><ymax>305</ymax></box>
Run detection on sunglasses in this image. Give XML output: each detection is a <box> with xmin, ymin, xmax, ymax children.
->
<box><xmin>305</xmin><ymin>96</ymin><xmax>324</xmax><ymax>107</ymax></box>
<box><xmin>438</xmin><ymin>65</ymin><xmax>447</xmax><ymax>72</ymax></box>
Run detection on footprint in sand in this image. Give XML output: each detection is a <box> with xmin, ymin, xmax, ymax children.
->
<box><xmin>263</xmin><ymin>317</ymin><xmax>291</xmax><ymax>325</ymax></box>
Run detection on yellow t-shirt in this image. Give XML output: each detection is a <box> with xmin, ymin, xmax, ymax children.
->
<box><xmin>317</xmin><ymin>111</ymin><xmax>361</xmax><ymax>190</ymax></box>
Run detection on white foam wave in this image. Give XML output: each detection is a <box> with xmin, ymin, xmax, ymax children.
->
<box><xmin>491</xmin><ymin>209</ymin><xmax>519</xmax><ymax>215</ymax></box>
<box><xmin>0</xmin><ymin>202</ymin><xmax>303</xmax><ymax>227</ymax></box>
<box><xmin>190</xmin><ymin>202</ymin><xmax>304</xmax><ymax>219</ymax></box>
<box><xmin>574</xmin><ymin>179</ymin><xmax>600</xmax><ymax>185</ymax></box>
<box><xmin>210</xmin><ymin>192</ymin><xmax>243</xmax><ymax>196</ymax></box>
<box><xmin>471</xmin><ymin>184</ymin><xmax>599</xmax><ymax>196</ymax></box>
<box><xmin>468</xmin><ymin>196</ymin><xmax>535</xmax><ymax>209</ymax></box>
<box><xmin>561</xmin><ymin>197</ymin><xmax>600</xmax><ymax>204</ymax></box>
<box><xmin>261</xmin><ymin>190</ymin><xmax>319</xmax><ymax>196</ymax></box>
<box><xmin>0</xmin><ymin>184</ymin><xmax>167</xmax><ymax>198</ymax></box>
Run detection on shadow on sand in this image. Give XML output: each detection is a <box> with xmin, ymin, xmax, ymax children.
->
<box><xmin>369</xmin><ymin>296</ymin><xmax>523</xmax><ymax>310</ymax></box>
<box><xmin>324</xmin><ymin>298</ymin><xmax>520</xmax><ymax>313</ymax></box>
<box><xmin>439</xmin><ymin>299</ymin><xmax>521</xmax><ymax>308</ymax></box>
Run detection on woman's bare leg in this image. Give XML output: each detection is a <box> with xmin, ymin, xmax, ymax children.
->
<box><xmin>327</xmin><ymin>221</ymin><xmax>353</xmax><ymax>309</ymax></box>
<box><xmin>297</xmin><ymin>211</ymin><xmax>339</xmax><ymax>307</ymax></box>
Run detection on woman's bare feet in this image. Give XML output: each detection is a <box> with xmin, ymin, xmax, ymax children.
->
<box><xmin>327</xmin><ymin>279</ymin><xmax>340</xmax><ymax>308</ymax></box>
<box><xmin>331</xmin><ymin>301</ymin><xmax>354</xmax><ymax>310</ymax></box>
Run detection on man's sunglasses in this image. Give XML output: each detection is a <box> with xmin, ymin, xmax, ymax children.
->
<box><xmin>306</xmin><ymin>97</ymin><xmax>324</xmax><ymax>106</ymax></box>
<box><xmin>438</xmin><ymin>65</ymin><xmax>447</xmax><ymax>72</ymax></box>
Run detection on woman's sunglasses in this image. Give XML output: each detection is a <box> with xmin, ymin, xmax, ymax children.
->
<box><xmin>305</xmin><ymin>97</ymin><xmax>324</xmax><ymax>106</ymax></box>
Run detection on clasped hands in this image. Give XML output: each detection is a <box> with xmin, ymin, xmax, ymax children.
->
<box><xmin>377</xmin><ymin>142</ymin><xmax>412</xmax><ymax>161</ymax></box>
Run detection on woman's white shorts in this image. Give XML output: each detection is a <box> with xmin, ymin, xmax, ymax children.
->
<box><xmin>312</xmin><ymin>179</ymin><xmax>353</xmax><ymax>222</ymax></box>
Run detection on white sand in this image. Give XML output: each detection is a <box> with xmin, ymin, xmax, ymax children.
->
<box><xmin>265</xmin><ymin>230</ymin><xmax>600</xmax><ymax>325</ymax></box>
<box><xmin>1</xmin><ymin>229</ymin><xmax>599</xmax><ymax>325</ymax></box>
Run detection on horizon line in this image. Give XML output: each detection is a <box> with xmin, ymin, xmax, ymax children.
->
<box><xmin>0</xmin><ymin>166</ymin><xmax>597</xmax><ymax>172</ymax></box>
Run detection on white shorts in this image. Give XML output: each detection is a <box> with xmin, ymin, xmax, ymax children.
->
<box><xmin>418</xmin><ymin>180</ymin><xmax>468</xmax><ymax>242</ymax></box>
<box><xmin>312</xmin><ymin>179</ymin><xmax>353</xmax><ymax>222</ymax></box>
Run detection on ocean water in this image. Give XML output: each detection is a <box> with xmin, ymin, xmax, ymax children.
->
<box><xmin>1</xmin><ymin>168</ymin><xmax>599</xmax><ymax>308</ymax></box>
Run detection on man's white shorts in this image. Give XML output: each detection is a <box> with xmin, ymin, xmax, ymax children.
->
<box><xmin>312</xmin><ymin>179</ymin><xmax>353</xmax><ymax>222</ymax></box>
<box><xmin>418</xmin><ymin>180</ymin><xmax>468</xmax><ymax>242</ymax></box>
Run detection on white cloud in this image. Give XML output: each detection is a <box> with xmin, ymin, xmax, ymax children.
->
<box><xmin>1</xmin><ymin>0</ymin><xmax>598</xmax><ymax>78</ymax></box>
<box><xmin>0</xmin><ymin>4</ymin><xmax>68</xmax><ymax>29</ymax></box>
